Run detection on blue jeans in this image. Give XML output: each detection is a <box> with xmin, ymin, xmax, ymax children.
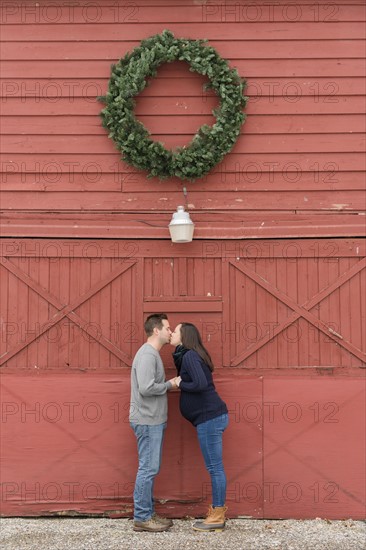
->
<box><xmin>130</xmin><ymin>422</ymin><xmax>166</xmax><ymax>522</ymax></box>
<box><xmin>196</xmin><ymin>413</ymin><xmax>229</xmax><ymax>507</ymax></box>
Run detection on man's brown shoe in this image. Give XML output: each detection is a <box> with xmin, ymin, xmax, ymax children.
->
<box><xmin>133</xmin><ymin>518</ymin><xmax>170</xmax><ymax>532</ymax></box>
<box><xmin>152</xmin><ymin>512</ymin><xmax>173</xmax><ymax>528</ymax></box>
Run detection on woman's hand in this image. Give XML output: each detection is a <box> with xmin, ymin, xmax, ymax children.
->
<box><xmin>168</xmin><ymin>377</ymin><xmax>179</xmax><ymax>389</ymax></box>
<box><xmin>175</xmin><ymin>376</ymin><xmax>182</xmax><ymax>387</ymax></box>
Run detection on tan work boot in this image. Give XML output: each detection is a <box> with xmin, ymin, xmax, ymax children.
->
<box><xmin>152</xmin><ymin>512</ymin><xmax>173</xmax><ymax>528</ymax></box>
<box><xmin>192</xmin><ymin>505</ymin><xmax>228</xmax><ymax>531</ymax></box>
<box><xmin>133</xmin><ymin>517</ymin><xmax>170</xmax><ymax>532</ymax></box>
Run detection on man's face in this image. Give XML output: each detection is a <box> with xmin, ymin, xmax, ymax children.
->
<box><xmin>157</xmin><ymin>319</ymin><xmax>172</xmax><ymax>345</ymax></box>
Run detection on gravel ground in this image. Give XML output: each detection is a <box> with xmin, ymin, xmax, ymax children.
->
<box><xmin>0</xmin><ymin>517</ymin><xmax>365</xmax><ymax>550</ymax></box>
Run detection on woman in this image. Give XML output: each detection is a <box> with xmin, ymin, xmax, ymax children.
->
<box><xmin>171</xmin><ymin>322</ymin><xmax>229</xmax><ymax>531</ymax></box>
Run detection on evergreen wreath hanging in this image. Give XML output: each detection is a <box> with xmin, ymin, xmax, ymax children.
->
<box><xmin>99</xmin><ymin>30</ymin><xmax>248</xmax><ymax>181</ymax></box>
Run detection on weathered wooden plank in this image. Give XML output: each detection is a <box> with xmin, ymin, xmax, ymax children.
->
<box><xmin>1</xmin><ymin>3</ymin><xmax>364</xmax><ymax>24</ymax></box>
<box><xmin>1</xmin><ymin>113</ymin><xmax>364</xmax><ymax>136</ymax></box>
<box><xmin>3</xmin><ymin>96</ymin><xmax>363</xmax><ymax>116</ymax></box>
<box><xmin>2</xmin><ymin>170</ymin><xmax>364</xmax><ymax>193</ymax></box>
<box><xmin>2</xmin><ymin>77</ymin><xmax>364</xmax><ymax>98</ymax></box>
<box><xmin>2</xmin><ymin>238</ymin><xmax>364</xmax><ymax>259</ymax></box>
<box><xmin>1</xmin><ymin>213</ymin><xmax>365</xmax><ymax>239</ymax></box>
<box><xmin>2</xmin><ymin>58</ymin><xmax>364</xmax><ymax>78</ymax></box>
<box><xmin>2</xmin><ymin>40</ymin><xmax>364</xmax><ymax>60</ymax></box>
<box><xmin>0</xmin><ymin>265</ymin><xmax>9</xmax><ymax>359</ymax></box>
<box><xmin>349</xmin><ymin>262</ymin><xmax>364</xmax><ymax>358</ymax></box>
<box><xmin>276</xmin><ymin>258</ymin><xmax>289</xmax><ymax>368</ymax></box>
<box><xmin>27</xmin><ymin>258</ymin><xmax>41</xmax><ymax>370</ymax></box>
<box><xmin>0</xmin><ymin>189</ymin><xmax>363</xmax><ymax>212</ymax></box>
<box><xmin>241</xmin><ymin>259</ymin><xmax>258</xmax><ymax>368</ymax></box>
<box><xmin>2</xmin><ymin>133</ymin><xmax>364</xmax><ymax>155</ymax></box>
<box><xmin>143</xmin><ymin>301</ymin><xmax>223</xmax><ymax>312</ymax></box>
<box><xmin>1</xmin><ymin>0</ymin><xmax>363</xmax><ymax>18</ymax></box>
<box><xmin>2</xmin><ymin>23</ymin><xmax>365</xmax><ymax>41</ymax></box>
<box><xmin>1</xmin><ymin>153</ymin><xmax>363</xmax><ymax>177</ymax></box>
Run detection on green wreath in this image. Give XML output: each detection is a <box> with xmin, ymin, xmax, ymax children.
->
<box><xmin>99</xmin><ymin>30</ymin><xmax>247</xmax><ymax>181</ymax></box>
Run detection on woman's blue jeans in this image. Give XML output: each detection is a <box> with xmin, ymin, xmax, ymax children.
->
<box><xmin>130</xmin><ymin>422</ymin><xmax>166</xmax><ymax>522</ymax></box>
<box><xmin>196</xmin><ymin>413</ymin><xmax>229</xmax><ymax>507</ymax></box>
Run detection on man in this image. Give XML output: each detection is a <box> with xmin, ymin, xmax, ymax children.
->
<box><xmin>129</xmin><ymin>313</ymin><xmax>177</xmax><ymax>532</ymax></box>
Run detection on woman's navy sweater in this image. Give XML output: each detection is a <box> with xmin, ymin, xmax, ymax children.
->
<box><xmin>178</xmin><ymin>350</ymin><xmax>228</xmax><ymax>426</ymax></box>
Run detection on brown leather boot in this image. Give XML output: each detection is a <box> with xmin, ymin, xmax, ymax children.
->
<box><xmin>133</xmin><ymin>518</ymin><xmax>170</xmax><ymax>532</ymax></box>
<box><xmin>192</xmin><ymin>505</ymin><xmax>227</xmax><ymax>531</ymax></box>
<box><xmin>151</xmin><ymin>512</ymin><xmax>173</xmax><ymax>528</ymax></box>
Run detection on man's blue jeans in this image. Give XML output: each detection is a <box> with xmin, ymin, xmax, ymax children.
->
<box><xmin>196</xmin><ymin>413</ymin><xmax>229</xmax><ymax>507</ymax></box>
<box><xmin>130</xmin><ymin>422</ymin><xmax>167</xmax><ymax>522</ymax></box>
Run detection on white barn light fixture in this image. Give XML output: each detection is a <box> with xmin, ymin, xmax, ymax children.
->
<box><xmin>168</xmin><ymin>206</ymin><xmax>195</xmax><ymax>243</ymax></box>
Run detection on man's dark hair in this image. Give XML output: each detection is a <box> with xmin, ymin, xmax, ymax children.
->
<box><xmin>144</xmin><ymin>313</ymin><xmax>168</xmax><ymax>337</ymax></box>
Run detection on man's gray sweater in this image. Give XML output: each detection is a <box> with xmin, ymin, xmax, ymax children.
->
<box><xmin>129</xmin><ymin>343</ymin><xmax>172</xmax><ymax>425</ymax></box>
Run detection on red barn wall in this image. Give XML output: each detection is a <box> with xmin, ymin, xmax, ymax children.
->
<box><xmin>0</xmin><ymin>0</ymin><xmax>365</xmax><ymax>519</ymax></box>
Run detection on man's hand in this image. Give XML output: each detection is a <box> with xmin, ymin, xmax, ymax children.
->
<box><xmin>168</xmin><ymin>377</ymin><xmax>178</xmax><ymax>389</ymax></box>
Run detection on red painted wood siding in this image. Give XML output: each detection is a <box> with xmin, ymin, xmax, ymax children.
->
<box><xmin>1</xmin><ymin>0</ymin><xmax>365</xmax><ymax>236</ymax></box>
<box><xmin>0</xmin><ymin>1</ymin><xmax>365</xmax><ymax>520</ymax></box>
<box><xmin>2</xmin><ymin>372</ymin><xmax>364</xmax><ymax>519</ymax></box>
<box><xmin>1</xmin><ymin>239</ymin><xmax>365</xmax><ymax>518</ymax></box>
<box><xmin>1</xmin><ymin>239</ymin><xmax>365</xmax><ymax>372</ymax></box>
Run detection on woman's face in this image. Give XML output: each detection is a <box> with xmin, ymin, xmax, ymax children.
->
<box><xmin>170</xmin><ymin>324</ymin><xmax>182</xmax><ymax>347</ymax></box>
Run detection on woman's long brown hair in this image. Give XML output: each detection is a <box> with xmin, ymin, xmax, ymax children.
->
<box><xmin>180</xmin><ymin>323</ymin><xmax>214</xmax><ymax>372</ymax></box>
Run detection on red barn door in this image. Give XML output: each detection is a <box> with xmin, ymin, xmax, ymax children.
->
<box><xmin>1</xmin><ymin>238</ymin><xmax>365</xmax><ymax>518</ymax></box>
